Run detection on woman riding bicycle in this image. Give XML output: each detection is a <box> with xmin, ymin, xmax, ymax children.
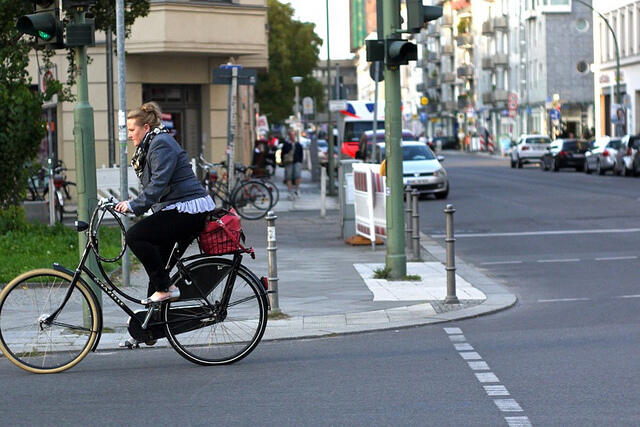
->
<box><xmin>115</xmin><ymin>102</ymin><xmax>215</xmax><ymax>304</ymax></box>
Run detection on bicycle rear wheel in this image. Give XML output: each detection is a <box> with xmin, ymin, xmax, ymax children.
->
<box><xmin>261</xmin><ymin>178</ymin><xmax>280</xmax><ymax>207</ymax></box>
<box><xmin>0</xmin><ymin>269</ymin><xmax>100</xmax><ymax>374</ymax></box>
<box><xmin>163</xmin><ymin>257</ymin><xmax>267</xmax><ymax>365</ymax></box>
<box><xmin>232</xmin><ymin>180</ymin><xmax>272</xmax><ymax>220</ymax></box>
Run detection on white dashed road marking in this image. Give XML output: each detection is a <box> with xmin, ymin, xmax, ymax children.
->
<box><xmin>444</xmin><ymin>327</ymin><xmax>531</xmax><ymax>425</ymax></box>
<box><xmin>480</xmin><ymin>261</ymin><xmax>523</xmax><ymax>266</ymax></box>
<box><xmin>536</xmin><ymin>258</ymin><xmax>580</xmax><ymax>263</ymax></box>
<box><xmin>595</xmin><ymin>256</ymin><xmax>638</xmax><ymax>261</ymax></box>
<box><xmin>537</xmin><ymin>297</ymin><xmax>591</xmax><ymax>303</ymax></box>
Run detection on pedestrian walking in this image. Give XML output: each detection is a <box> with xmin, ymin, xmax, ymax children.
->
<box><xmin>282</xmin><ymin>130</ymin><xmax>303</xmax><ymax>200</ymax></box>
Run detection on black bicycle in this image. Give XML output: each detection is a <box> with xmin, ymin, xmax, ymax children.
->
<box><xmin>198</xmin><ymin>155</ymin><xmax>273</xmax><ymax>220</ymax></box>
<box><xmin>0</xmin><ymin>199</ymin><xmax>270</xmax><ymax>374</ymax></box>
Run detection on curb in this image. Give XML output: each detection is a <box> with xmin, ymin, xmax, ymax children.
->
<box><xmin>96</xmin><ymin>233</ymin><xmax>517</xmax><ymax>350</ymax></box>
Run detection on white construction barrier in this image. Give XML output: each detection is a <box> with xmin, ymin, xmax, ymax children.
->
<box><xmin>352</xmin><ymin>162</ymin><xmax>386</xmax><ymax>242</ymax></box>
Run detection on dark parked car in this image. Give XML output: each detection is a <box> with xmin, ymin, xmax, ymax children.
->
<box><xmin>540</xmin><ymin>138</ymin><xmax>588</xmax><ymax>172</ymax></box>
<box><xmin>431</xmin><ymin>135</ymin><xmax>459</xmax><ymax>150</ymax></box>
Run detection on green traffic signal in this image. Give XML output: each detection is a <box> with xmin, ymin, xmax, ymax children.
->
<box><xmin>16</xmin><ymin>3</ymin><xmax>64</xmax><ymax>48</ymax></box>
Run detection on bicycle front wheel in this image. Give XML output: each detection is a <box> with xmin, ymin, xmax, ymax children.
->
<box><xmin>232</xmin><ymin>180</ymin><xmax>273</xmax><ymax>220</ymax></box>
<box><xmin>163</xmin><ymin>257</ymin><xmax>268</xmax><ymax>366</ymax></box>
<box><xmin>0</xmin><ymin>269</ymin><xmax>100</xmax><ymax>374</ymax></box>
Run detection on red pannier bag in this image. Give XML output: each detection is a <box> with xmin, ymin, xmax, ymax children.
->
<box><xmin>198</xmin><ymin>209</ymin><xmax>244</xmax><ymax>255</ymax></box>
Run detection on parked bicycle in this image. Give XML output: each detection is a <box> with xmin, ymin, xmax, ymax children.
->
<box><xmin>26</xmin><ymin>160</ymin><xmax>77</xmax><ymax>222</ymax></box>
<box><xmin>230</xmin><ymin>163</ymin><xmax>280</xmax><ymax>207</ymax></box>
<box><xmin>0</xmin><ymin>199</ymin><xmax>270</xmax><ymax>374</ymax></box>
<box><xmin>198</xmin><ymin>155</ymin><xmax>273</xmax><ymax>220</ymax></box>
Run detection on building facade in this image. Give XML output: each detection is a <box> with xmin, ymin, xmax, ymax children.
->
<box><xmin>592</xmin><ymin>0</ymin><xmax>640</xmax><ymax>137</ymax></box>
<box><xmin>29</xmin><ymin>0</ymin><xmax>268</xmax><ymax>183</ymax></box>
<box><xmin>417</xmin><ymin>0</ymin><xmax>595</xmax><ymax>151</ymax></box>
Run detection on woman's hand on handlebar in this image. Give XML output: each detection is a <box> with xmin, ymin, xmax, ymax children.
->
<box><xmin>114</xmin><ymin>201</ymin><xmax>132</xmax><ymax>213</ymax></box>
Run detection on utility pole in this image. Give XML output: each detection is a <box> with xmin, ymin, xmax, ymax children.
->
<box><xmin>326</xmin><ymin>0</ymin><xmax>336</xmax><ymax>196</ymax></box>
<box><xmin>366</xmin><ymin>0</ymin><xmax>441</xmax><ymax>279</ymax></box>
<box><xmin>69</xmin><ymin>4</ymin><xmax>100</xmax><ymax>301</ymax></box>
<box><xmin>116</xmin><ymin>0</ymin><xmax>130</xmax><ymax>287</ymax></box>
<box><xmin>382</xmin><ymin>0</ymin><xmax>406</xmax><ymax>279</ymax></box>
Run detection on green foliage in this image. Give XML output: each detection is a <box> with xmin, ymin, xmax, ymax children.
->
<box><xmin>256</xmin><ymin>0</ymin><xmax>325</xmax><ymax>124</ymax></box>
<box><xmin>373</xmin><ymin>266</ymin><xmax>392</xmax><ymax>279</ymax></box>
<box><xmin>0</xmin><ymin>0</ymin><xmax>150</xmax><ymax>208</ymax></box>
<box><xmin>0</xmin><ymin>0</ymin><xmax>46</xmax><ymax>209</ymax></box>
<box><xmin>0</xmin><ymin>219</ymin><xmax>127</xmax><ymax>284</ymax></box>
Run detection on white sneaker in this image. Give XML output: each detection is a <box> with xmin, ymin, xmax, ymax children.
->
<box><xmin>287</xmin><ymin>193</ymin><xmax>295</xmax><ymax>201</ymax></box>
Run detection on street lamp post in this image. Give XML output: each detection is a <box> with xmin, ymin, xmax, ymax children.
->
<box><xmin>292</xmin><ymin>76</ymin><xmax>303</xmax><ymax>143</ymax></box>
<box><xmin>574</xmin><ymin>0</ymin><xmax>622</xmax><ymax>135</ymax></box>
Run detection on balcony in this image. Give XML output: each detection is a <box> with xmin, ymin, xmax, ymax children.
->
<box><xmin>441</xmin><ymin>45</ymin><xmax>454</xmax><ymax>56</ymax></box>
<box><xmin>493</xmin><ymin>16</ymin><xmax>508</xmax><ymax>31</ymax></box>
<box><xmin>427</xmin><ymin>77</ymin><xmax>440</xmax><ymax>88</ymax></box>
<box><xmin>482</xmin><ymin>21</ymin><xmax>494</xmax><ymax>35</ymax></box>
<box><xmin>443</xmin><ymin>101</ymin><xmax>457</xmax><ymax>111</ymax></box>
<box><xmin>427</xmin><ymin>51</ymin><xmax>440</xmax><ymax>63</ymax></box>
<box><xmin>441</xmin><ymin>15</ymin><xmax>453</xmax><ymax>27</ymax></box>
<box><xmin>455</xmin><ymin>34</ymin><xmax>473</xmax><ymax>48</ymax></box>
<box><xmin>493</xmin><ymin>90</ymin><xmax>509</xmax><ymax>103</ymax></box>
<box><xmin>416</xmin><ymin>83</ymin><xmax>426</xmax><ymax>92</ymax></box>
<box><xmin>442</xmin><ymin>72</ymin><xmax>457</xmax><ymax>84</ymax></box>
<box><xmin>482</xmin><ymin>92</ymin><xmax>493</xmax><ymax>105</ymax></box>
<box><xmin>457</xmin><ymin>65</ymin><xmax>474</xmax><ymax>79</ymax></box>
<box><xmin>127</xmin><ymin>1</ymin><xmax>268</xmax><ymax>65</ymax></box>
<box><xmin>426</xmin><ymin>23</ymin><xmax>440</xmax><ymax>37</ymax></box>
<box><xmin>416</xmin><ymin>58</ymin><xmax>428</xmax><ymax>68</ymax></box>
<box><xmin>481</xmin><ymin>57</ymin><xmax>494</xmax><ymax>70</ymax></box>
<box><xmin>493</xmin><ymin>53</ymin><xmax>509</xmax><ymax>67</ymax></box>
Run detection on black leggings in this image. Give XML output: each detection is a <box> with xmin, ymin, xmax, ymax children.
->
<box><xmin>126</xmin><ymin>209</ymin><xmax>209</xmax><ymax>294</ymax></box>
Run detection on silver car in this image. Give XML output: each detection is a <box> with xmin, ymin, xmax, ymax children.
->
<box><xmin>376</xmin><ymin>141</ymin><xmax>449</xmax><ymax>199</ymax></box>
<box><xmin>585</xmin><ymin>137</ymin><xmax>622</xmax><ymax>175</ymax></box>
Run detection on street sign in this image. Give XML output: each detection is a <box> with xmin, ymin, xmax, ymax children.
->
<box><xmin>329</xmin><ymin>99</ymin><xmax>347</xmax><ymax>112</ymax></box>
<box><xmin>302</xmin><ymin>96</ymin><xmax>314</xmax><ymax>115</ymax></box>
<box><xmin>549</xmin><ymin>109</ymin><xmax>560</xmax><ymax>121</ymax></box>
<box><xmin>420</xmin><ymin>96</ymin><xmax>429</xmax><ymax>106</ymax></box>
<box><xmin>39</xmin><ymin>66</ymin><xmax>58</xmax><ymax>108</ymax></box>
<box><xmin>212</xmin><ymin>66</ymin><xmax>257</xmax><ymax>85</ymax></box>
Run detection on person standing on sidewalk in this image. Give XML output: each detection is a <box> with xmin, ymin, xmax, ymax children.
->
<box><xmin>283</xmin><ymin>130</ymin><xmax>303</xmax><ymax>200</ymax></box>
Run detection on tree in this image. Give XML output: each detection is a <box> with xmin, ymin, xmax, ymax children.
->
<box><xmin>256</xmin><ymin>0</ymin><xmax>324</xmax><ymax>125</ymax></box>
<box><xmin>0</xmin><ymin>1</ymin><xmax>150</xmax><ymax>209</ymax></box>
<box><xmin>0</xmin><ymin>1</ymin><xmax>46</xmax><ymax>209</ymax></box>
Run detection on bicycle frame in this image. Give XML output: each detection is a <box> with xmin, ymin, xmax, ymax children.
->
<box><xmin>44</xmin><ymin>206</ymin><xmax>245</xmax><ymax>338</ymax></box>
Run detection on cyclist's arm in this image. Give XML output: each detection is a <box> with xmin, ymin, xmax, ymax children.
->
<box><xmin>129</xmin><ymin>137</ymin><xmax>178</xmax><ymax>216</ymax></box>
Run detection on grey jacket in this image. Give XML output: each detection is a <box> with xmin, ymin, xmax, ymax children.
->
<box><xmin>129</xmin><ymin>133</ymin><xmax>207</xmax><ymax>216</ymax></box>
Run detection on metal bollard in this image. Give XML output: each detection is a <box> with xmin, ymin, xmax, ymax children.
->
<box><xmin>411</xmin><ymin>190</ymin><xmax>420</xmax><ymax>261</ymax></box>
<box><xmin>444</xmin><ymin>204</ymin><xmax>459</xmax><ymax>304</ymax></box>
<box><xmin>404</xmin><ymin>186</ymin><xmax>412</xmax><ymax>247</ymax></box>
<box><xmin>320</xmin><ymin>166</ymin><xmax>327</xmax><ymax>218</ymax></box>
<box><xmin>266</xmin><ymin>211</ymin><xmax>280</xmax><ymax>312</ymax></box>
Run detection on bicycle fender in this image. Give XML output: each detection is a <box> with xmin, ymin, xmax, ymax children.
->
<box><xmin>52</xmin><ymin>263</ymin><xmax>104</xmax><ymax>352</ymax></box>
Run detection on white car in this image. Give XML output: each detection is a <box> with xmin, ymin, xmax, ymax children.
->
<box><xmin>375</xmin><ymin>141</ymin><xmax>449</xmax><ymax>199</ymax></box>
<box><xmin>510</xmin><ymin>134</ymin><xmax>551</xmax><ymax>168</ymax></box>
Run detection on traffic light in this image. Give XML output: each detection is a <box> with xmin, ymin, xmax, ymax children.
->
<box><xmin>406</xmin><ymin>0</ymin><xmax>443</xmax><ymax>33</ymax></box>
<box><xmin>386</xmin><ymin>38</ymin><xmax>417</xmax><ymax>67</ymax></box>
<box><xmin>16</xmin><ymin>0</ymin><xmax>64</xmax><ymax>48</ymax></box>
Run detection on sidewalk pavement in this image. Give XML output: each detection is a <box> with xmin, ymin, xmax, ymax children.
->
<box><xmin>94</xmin><ymin>163</ymin><xmax>516</xmax><ymax>349</ymax></box>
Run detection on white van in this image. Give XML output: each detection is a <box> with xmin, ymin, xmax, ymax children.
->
<box><xmin>338</xmin><ymin>101</ymin><xmax>385</xmax><ymax>159</ymax></box>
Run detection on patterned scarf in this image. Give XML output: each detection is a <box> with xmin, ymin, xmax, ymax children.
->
<box><xmin>131</xmin><ymin>125</ymin><xmax>169</xmax><ymax>178</ymax></box>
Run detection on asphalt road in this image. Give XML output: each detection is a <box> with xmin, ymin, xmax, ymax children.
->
<box><xmin>1</xmin><ymin>152</ymin><xmax>638</xmax><ymax>425</ymax></box>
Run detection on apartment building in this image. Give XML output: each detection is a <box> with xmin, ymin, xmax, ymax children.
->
<box><xmin>28</xmin><ymin>0</ymin><xmax>267</xmax><ymax>180</ymax></box>
<box><xmin>417</xmin><ymin>0</ymin><xmax>595</xmax><ymax>149</ymax></box>
<box><xmin>518</xmin><ymin>0</ymin><xmax>594</xmax><ymax>140</ymax></box>
<box><xmin>592</xmin><ymin>0</ymin><xmax>640</xmax><ymax>137</ymax></box>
